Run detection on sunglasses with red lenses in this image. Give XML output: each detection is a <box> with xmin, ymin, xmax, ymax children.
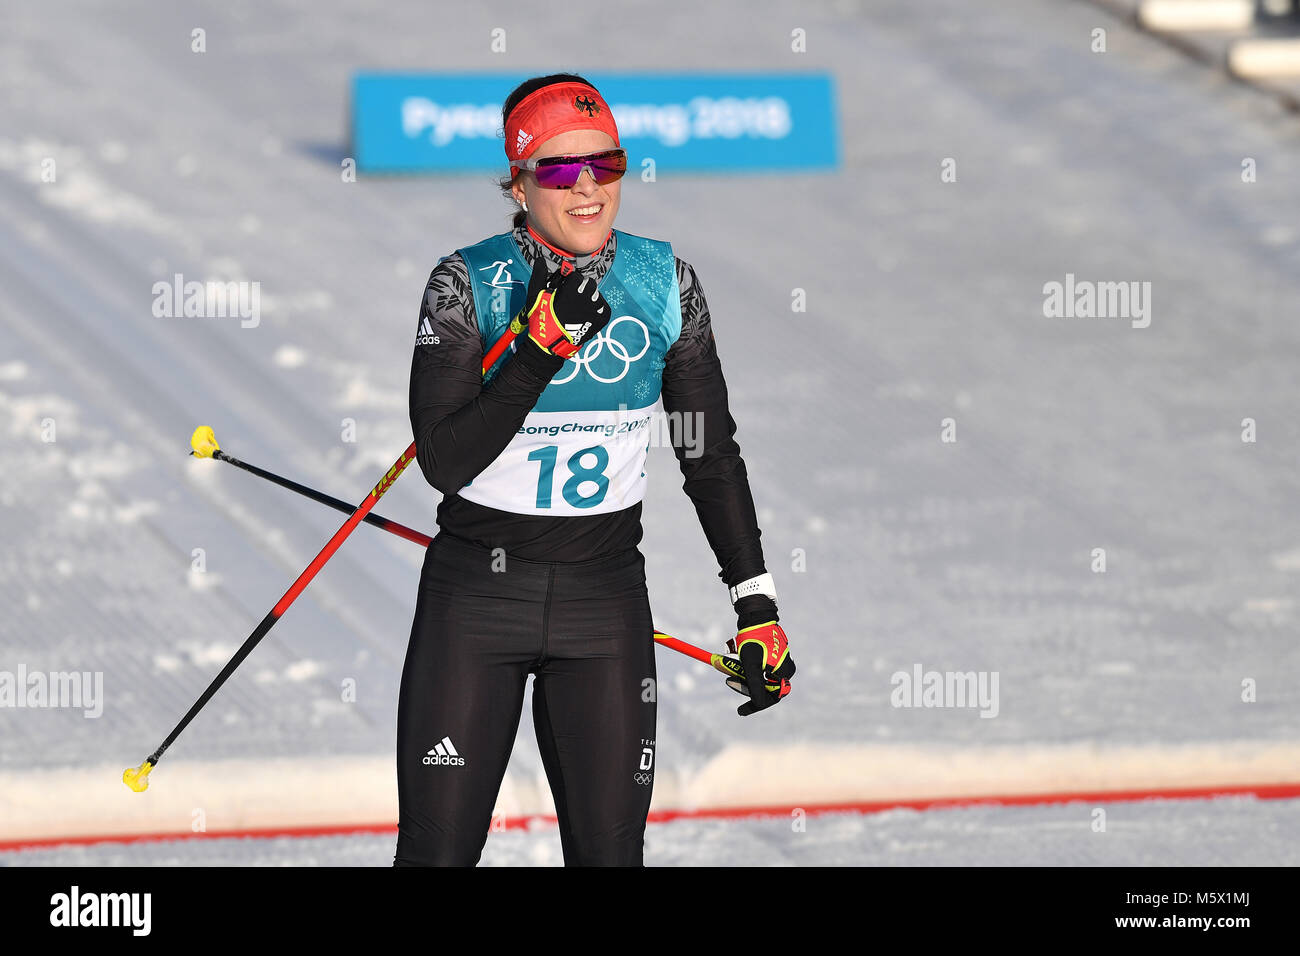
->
<box><xmin>510</xmin><ymin>148</ymin><xmax>628</xmax><ymax>189</ymax></box>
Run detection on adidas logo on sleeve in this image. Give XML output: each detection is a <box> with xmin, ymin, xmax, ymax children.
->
<box><xmin>423</xmin><ymin>736</ymin><xmax>465</xmax><ymax>766</ymax></box>
<box><xmin>415</xmin><ymin>315</ymin><xmax>440</xmax><ymax>346</ymax></box>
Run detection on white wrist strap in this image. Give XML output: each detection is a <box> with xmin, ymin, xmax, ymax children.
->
<box><xmin>729</xmin><ymin>572</ymin><xmax>777</xmax><ymax>606</ymax></box>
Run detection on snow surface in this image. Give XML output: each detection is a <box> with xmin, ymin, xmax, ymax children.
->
<box><xmin>5</xmin><ymin>795</ymin><xmax>1298</xmax><ymax>866</ymax></box>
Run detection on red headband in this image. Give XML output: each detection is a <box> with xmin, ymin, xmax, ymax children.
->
<box><xmin>505</xmin><ymin>82</ymin><xmax>620</xmax><ymax>176</ymax></box>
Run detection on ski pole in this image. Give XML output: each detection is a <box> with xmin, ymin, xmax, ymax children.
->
<box><xmin>653</xmin><ymin>630</ymin><xmax>745</xmax><ymax>681</ymax></box>
<box><xmin>123</xmin><ymin>327</ymin><xmax>529</xmax><ymax>793</ymax></box>
<box><xmin>189</xmin><ymin>426</ymin><xmax>433</xmax><ymax>548</ymax></box>
<box><xmin>189</xmin><ymin>429</ymin><xmax>748</xmax><ymax>676</ymax></box>
<box><xmin>122</xmin><ymin>440</ymin><xmax>419</xmax><ymax>792</ymax></box>
<box><xmin>189</xmin><ymin>428</ymin><xmax>746</xmax><ymax>682</ymax></box>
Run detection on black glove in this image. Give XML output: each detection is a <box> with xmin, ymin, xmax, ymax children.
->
<box><xmin>518</xmin><ymin>250</ymin><xmax>564</xmax><ymax>323</ymax></box>
<box><xmin>519</xmin><ymin>252</ymin><xmax>611</xmax><ymax>358</ymax></box>
<box><xmin>725</xmin><ymin>614</ymin><xmax>795</xmax><ymax>717</ymax></box>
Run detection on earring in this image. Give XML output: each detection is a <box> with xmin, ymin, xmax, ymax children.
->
<box><xmin>521</xmin><ymin>199</ymin><xmax>528</xmax><ymax>212</ymax></box>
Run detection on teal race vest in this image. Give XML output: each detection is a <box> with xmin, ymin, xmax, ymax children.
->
<box><xmin>452</xmin><ymin>228</ymin><xmax>683</xmax><ymax>516</ymax></box>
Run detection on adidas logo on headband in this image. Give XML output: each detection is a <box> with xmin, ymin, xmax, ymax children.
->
<box><xmin>504</xmin><ymin>82</ymin><xmax>620</xmax><ymax>165</ymax></box>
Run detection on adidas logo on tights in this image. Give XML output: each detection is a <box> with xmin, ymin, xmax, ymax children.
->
<box><xmin>423</xmin><ymin>736</ymin><xmax>465</xmax><ymax>766</ymax></box>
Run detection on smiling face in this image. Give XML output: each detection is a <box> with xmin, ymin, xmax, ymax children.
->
<box><xmin>510</xmin><ymin>128</ymin><xmax>621</xmax><ymax>255</ymax></box>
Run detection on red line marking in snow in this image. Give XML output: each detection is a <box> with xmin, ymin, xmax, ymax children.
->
<box><xmin>3</xmin><ymin>781</ymin><xmax>1298</xmax><ymax>853</ymax></box>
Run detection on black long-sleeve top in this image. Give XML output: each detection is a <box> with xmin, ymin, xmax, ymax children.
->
<box><xmin>408</xmin><ymin>223</ymin><xmax>777</xmax><ymax>625</ymax></box>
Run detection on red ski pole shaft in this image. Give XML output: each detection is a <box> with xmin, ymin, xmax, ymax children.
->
<box><xmin>654</xmin><ymin>630</ymin><xmax>746</xmax><ymax>682</ymax></box>
<box><xmin>125</xmin><ymin>327</ymin><xmax>528</xmax><ymax>792</ymax></box>
<box><xmin>483</xmin><ymin>315</ymin><xmax>524</xmax><ymax>373</ymax></box>
<box><xmin>124</xmin><ymin>442</ymin><xmax>419</xmax><ymax>791</ymax></box>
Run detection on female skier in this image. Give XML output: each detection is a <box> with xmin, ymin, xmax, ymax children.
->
<box><xmin>395</xmin><ymin>73</ymin><xmax>795</xmax><ymax>867</ymax></box>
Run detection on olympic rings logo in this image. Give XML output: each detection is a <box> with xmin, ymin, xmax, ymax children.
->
<box><xmin>633</xmin><ymin>772</ymin><xmax>653</xmax><ymax>786</ymax></box>
<box><xmin>550</xmin><ymin>315</ymin><xmax>651</xmax><ymax>385</ymax></box>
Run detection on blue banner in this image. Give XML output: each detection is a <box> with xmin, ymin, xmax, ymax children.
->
<box><xmin>351</xmin><ymin>72</ymin><xmax>839</xmax><ymax>173</ymax></box>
